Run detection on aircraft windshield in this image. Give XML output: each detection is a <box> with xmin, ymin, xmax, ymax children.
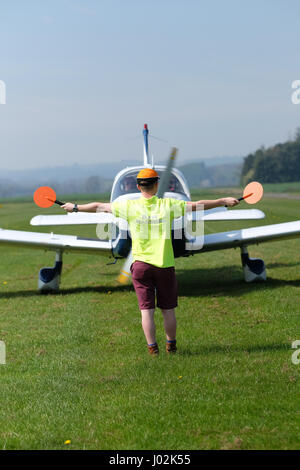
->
<box><xmin>112</xmin><ymin>170</ymin><xmax>186</xmax><ymax>199</ymax></box>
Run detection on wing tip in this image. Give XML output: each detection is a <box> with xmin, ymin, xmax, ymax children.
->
<box><xmin>30</xmin><ymin>217</ymin><xmax>38</xmax><ymax>226</ymax></box>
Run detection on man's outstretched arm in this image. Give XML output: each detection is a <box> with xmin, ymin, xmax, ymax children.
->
<box><xmin>187</xmin><ymin>197</ymin><xmax>239</xmax><ymax>211</ymax></box>
<box><xmin>61</xmin><ymin>202</ymin><xmax>112</xmax><ymax>213</ymax></box>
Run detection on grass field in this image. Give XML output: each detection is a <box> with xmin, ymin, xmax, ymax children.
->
<box><xmin>0</xmin><ymin>184</ymin><xmax>299</xmax><ymax>450</ymax></box>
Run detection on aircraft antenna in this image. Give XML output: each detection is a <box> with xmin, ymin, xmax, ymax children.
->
<box><xmin>143</xmin><ymin>124</ymin><xmax>151</xmax><ymax>166</ymax></box>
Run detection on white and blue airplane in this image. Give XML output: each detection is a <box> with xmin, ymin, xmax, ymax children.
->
<box><xmin>0</xmin><ymin>124</ymin><xmax>300</xmax><ymax>291</ymax></box>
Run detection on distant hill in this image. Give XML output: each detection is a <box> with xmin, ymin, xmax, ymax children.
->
<box><xmin>0</xmin><ymin>176</ymin><xmax>113</xmax><ymax>198</ymax></box>
<box><xmin>0</xmin><ymin>161</ymin><xmax>135</xmax><ymax>198</ymax></box>
<box><xmin>0</xmin><ymin>160</ymin><xmax>142</xmax><ymax>183</ymax></box>
<box><xmin>183</xmin><ymin>155</ymin><xmax>243</xmax><ymax>167</ymax></box>
<box><xmin>178</xmin><ymin>161</ymin><xmax>242</xmax><ymax>188</ymax></box>
<box><xmin>0</xmin><ymin>156</ymin><xmax>242</xmax><ymax>197</ymax></box>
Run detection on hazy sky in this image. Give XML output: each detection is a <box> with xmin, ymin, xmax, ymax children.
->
<box><xmin>1</xmin><ymin>0</ymin><xmax>300</xmax><ymax>170</ymax></box>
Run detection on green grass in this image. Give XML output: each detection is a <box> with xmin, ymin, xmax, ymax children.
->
<box><xmin>0</xmin><ymin>188</ymin><xmax>299</xmax><ymax>450</ymax></box>
<box><xmin>195</xmin><ymin>181</ymin><xmax>300</xmax><ymax>196</ymax></box>
<box><xmin>261</xmin><ymin>182</ymin><xmax>300</xmax><ymax>194</ymax></box>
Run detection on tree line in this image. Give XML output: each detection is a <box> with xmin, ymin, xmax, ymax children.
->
<box><xmin>241</xmin><ymin>128</ymin><xmax>300</xmax><ymax>185</ymax></box>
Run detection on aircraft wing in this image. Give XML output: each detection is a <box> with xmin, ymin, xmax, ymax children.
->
<box><xmin>186</xmin><ymin>220</ymin><xmax>300</xmax><ymax>252</ymax></box>
<box><xmin>30</xmin><ymin>208</ymin><xmax>265</xmax><ymax>227</ymax></box>
<box><xmin>0</xmin><ymin>228</ymin><xmax>112</xmax><ymax>255</ymax></box>
<box><xmin>173</xmin><ymin>209</ymin><xmax>265</xmax><ymax>232</ymax></box>
<box><xmin>30</xmin><ymin>212</ymin><xmax>114</xmax><ymax>226</ymax></box>
<box><xmin>194</xmin><ymin>208</ymin><xmax>265</xmax><ymax>221</ymax></box>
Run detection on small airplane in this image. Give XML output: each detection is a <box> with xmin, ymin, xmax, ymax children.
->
<box><xmin>0</xmin><ymin>124</ymin><xmax>300</xmax><ymax>292</ymax></box>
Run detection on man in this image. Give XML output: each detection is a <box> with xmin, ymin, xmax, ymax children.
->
<box><xmin>61</xmin><ymin>169</ymin><xmax>239</xmax><ymax>355</ymax></box>
<box><xmin>123</xmin><ymin>176</ymin><xmax>136</xmax><ymax>193</ymax></box>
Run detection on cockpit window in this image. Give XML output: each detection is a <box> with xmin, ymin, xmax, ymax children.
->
<box><xmin>112</xmin><ymin>170</ymin><xmax>186</xmax><ymax>200</ymax></box>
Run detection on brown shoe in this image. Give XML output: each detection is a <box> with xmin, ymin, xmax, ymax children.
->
<box><xmin>166</xmin><ymin>340</ymin><xmax>177</xmax><ymax>354</ymax></box>
<box><xmin>147</xmin><ymin>343</ymin><xmax>159</xmax><ymax>356</ymax></box>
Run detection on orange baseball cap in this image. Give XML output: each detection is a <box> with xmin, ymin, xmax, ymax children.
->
<box><xmin>137</xmin><ymin>168</ymin><xmax>159</xmax><ymax>179</ymax></box>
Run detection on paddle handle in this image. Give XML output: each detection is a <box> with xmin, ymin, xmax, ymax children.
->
<box><xmin>55</xmin><ymin>199</ymin><xmax>65</xmax><ymax>206</ymax></box>
<box><xmin>238</xmin><ymin>193</ymin><xmax>253</xmax><ymax>202</ymax></box>
<box><xmin>225</xmin><ymin>192</ymin><xmax>253</xmax><ymax>207</ymax></box>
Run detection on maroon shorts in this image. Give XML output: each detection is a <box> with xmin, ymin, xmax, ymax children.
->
<box><xmin>130</xmin><ymin>260</ymin><xmax>178</xmax><ymax>310</ymax></box>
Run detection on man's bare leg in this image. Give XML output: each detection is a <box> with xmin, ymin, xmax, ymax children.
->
<box><xmin>161</xmin><ymin>308</ymin><xmax>177</xmax><ymax>341</ymax></box>
<box><xmin>141</xmin><ymin>308</ymin><xmax>156</xmax><ymax>345</ymax></box>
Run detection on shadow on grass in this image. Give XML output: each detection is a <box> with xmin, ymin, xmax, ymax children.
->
<box><xmin>178</xmin><ymin>342</ymin><xmax>291</xmax><ymax>357</ymax></box>
<box><xmin>0</xmin><ymin>284</ymin><xmax>132</xmax><ymax>299</ymax></box>
<box><xmin>267</xmin><ymin>261</ymin><xmax>300</xmax><ymax>269</ymax></box>
<box><xmin>0</xmin><ymin>266</ymin><xmax>299</xmax><ymax>299</ymax></box>
<box><xmin>176</xmin><ymin>266</ymin><xmax>300</xmax><ymax>298</ymax></box>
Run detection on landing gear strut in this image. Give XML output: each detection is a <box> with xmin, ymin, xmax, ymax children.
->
<box><xmin>240</xmin><ymin>246</ymin><xmax>266</xmax><ymax>282</ymax></box>
<box><xmin>38</xmin><ymin>251</ymin><xmax>63</xmax><ymax>293</ymax></box>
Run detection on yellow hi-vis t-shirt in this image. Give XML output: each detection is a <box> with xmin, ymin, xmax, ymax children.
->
<box><xmin>111</xmin><ymin>196</ymin><xmax>187</xmax><ymax>268</ymax></box>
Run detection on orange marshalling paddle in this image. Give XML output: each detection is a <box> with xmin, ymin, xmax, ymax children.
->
<box><xmin>33</xmin><ymin>186</ymin><xmax>65</xmax><ymax>208</ymax></box>
<box><xmin>240</xmin><ymin>181</ymin><xmax>264</xmax><ymax>204</ymax></box>
<box><xmin>225</xmin><ymin>181</ymin><xmax>263</xmax><ymax>207</ymax></box>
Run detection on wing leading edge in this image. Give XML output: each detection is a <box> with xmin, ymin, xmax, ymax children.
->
<box><xmin>187</xmin><ymin>220</ymin><xmax>300</xmax><ymax>252</ymax></box>
<box><xmin>30</xmin><ymin>212</ymin><xmax>114</xmax><ymax>226</ymax></box>
<box><xmin>2</xmin><ymin>219</ymin><xmax>300</xmax><ymax>259</ymax></box>
<box><xmin>0</xmin><ymin>228</ymin><xmax>111</xmax><ymax>255</ymax></box>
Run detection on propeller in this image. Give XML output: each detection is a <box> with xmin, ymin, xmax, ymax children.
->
<box><xmin>156</xmin><ymin>147</ymin><xmax>178</xmax><ymax>198</ymax></box>
<box><xmin>116</xmin><ymin>147</ymin><xmax>178</xmax><ymax>284</ymax></box>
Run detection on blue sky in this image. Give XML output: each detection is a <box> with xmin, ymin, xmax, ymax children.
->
<box><xmin>0</xmin><ymin>0</ymin><xmax>300</xmax><ymax>170</ymax></box>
